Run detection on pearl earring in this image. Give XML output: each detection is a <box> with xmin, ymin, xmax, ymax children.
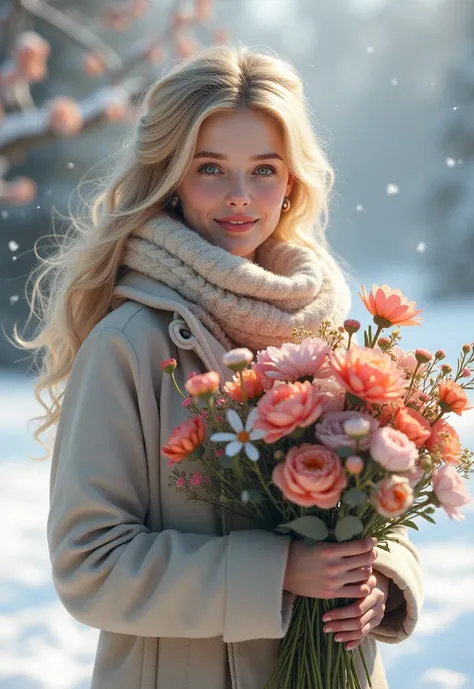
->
<box><xmin>169</xmin><ymin>194</ymin><xmax>180</xmax><ymax>209</ymax></box>
<box><xmin>281</xmin><ymin>196</ymin><xmax>291</xmax><ymax>212</ymax></box>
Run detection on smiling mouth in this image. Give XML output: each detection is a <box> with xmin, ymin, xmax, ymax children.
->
<box><xmin>215</xmin><ymin>219</ymin><xmax>259</xmax><ymax>233</ymax></box>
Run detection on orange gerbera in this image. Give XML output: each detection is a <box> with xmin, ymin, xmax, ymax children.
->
<box><xmin>162</xmin><ymin>415</ymin><xmax>206</xmax><ymax>464</ymax></box>
<box><xmin>359</xmin><ymin>283</ymin><xmax>423</xmax><ymax>327</ymax></box>
<box><xmin>438</xmin><ymin>380</ymin><xmax>473</xmax><ymax>416</ymax></box>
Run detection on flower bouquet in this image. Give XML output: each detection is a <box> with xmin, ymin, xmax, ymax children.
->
<box><xmin>161</xmin><ymin>284</ymin><xmax>473</xmax><ymax>689</ymax></box>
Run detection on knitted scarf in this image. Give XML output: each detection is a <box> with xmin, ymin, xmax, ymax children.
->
<box><xmin>121</xmin><ymin>213</ymin><xmax>352</xmax><ymax>352</ymax></box>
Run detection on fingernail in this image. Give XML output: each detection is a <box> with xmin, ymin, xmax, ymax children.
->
<box><xmin>371</xmin><ymin>537</ymin><xmax>378</xmax><ymax>545</ymax></box>
<box><xmin>323</xmin><ymin>615</ymin><xmax>332</xmax><ymax>622</ymax></box>
<box><xmin>323</xmin><ymin>627</ymin><xmax>333</xmax><ymax>633</ymax></box>
<box><xmin>335</xmin><ymin>635</ymin><xmax>344</xmax><ymax>642</ymax></box>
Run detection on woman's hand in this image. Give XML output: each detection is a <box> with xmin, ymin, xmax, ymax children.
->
<box><xmin>321</xmin><ymin>571</ymin><xmax>391</xmax><ymax>651</ymax></box>
<box><xmin>283</xmin><ymin>537</ymin><xmax>378</xmax><ymax>600</ymax></box>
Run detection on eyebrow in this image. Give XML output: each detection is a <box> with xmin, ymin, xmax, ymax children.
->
<box><xmin>193</xmin><ymin>151</ymin><xmax>284</xmax><ymax>162</ymax></box>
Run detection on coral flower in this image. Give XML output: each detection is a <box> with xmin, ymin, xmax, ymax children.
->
<box><xmin>254</xmin><ymin>380</ymin><xmax>325</xmax><ymax>444</ymax></box>
<box><xmin>426</xmin><ymin>418</ymin><xmax>463</xmax><ymax>464</ymax></box>
<box><xmin>372</xmin><ymin>475</ymin><xmax>414</xmax><ymax>518</ymax></box>
<box><xmin>162</xmin><ymin>415</ymin><xmax>206</xmax><ymax>464</ymax></box>
<box><xmin>223</xmin><ymin>368</ymin><xmax>264</xmax><ymax>402</ymax></box>
<box><xmin>330</xmin><ymin>345</ymin><xmax>407</xmax><ymax>404</ymax></box>
<box><xmin>359</xmin><ymin>284</ymin><xmax>423</xmax><ymax>327</ymax></box>
<box><xmin>185</xmin><ymin>371</ymin><xmax>220</xmax><ymax>398</ymax></box>
<box><xmin>272</xmin><ymin>443</ymin><xmax>347</xmax><ymax>508</ymax></box>
<box><xmin>438</xmin><ymin>380</ymin><xmax>473</xmax><ymax>416</ymax></box>
<box><xmin>392</xmin><ymin>405</ymin><xmax>432</xmax><ymax>448</ymax></box>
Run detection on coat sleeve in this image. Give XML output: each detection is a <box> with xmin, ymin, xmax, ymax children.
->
<box><xmin>370</xmin><ymin>525</ymin><xmax>424</xmax><ymax>644</ymax></box>
<box><xmin>47</xmin><ymin>326</ymin><xmax>294</xmax><ymax>643</ymax></box>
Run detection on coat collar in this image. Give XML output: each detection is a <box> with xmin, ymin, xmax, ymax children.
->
<box><xmin>112</xmin><ymin>268</ymin><xmax>230</xmax><ymax>377</ymax></box>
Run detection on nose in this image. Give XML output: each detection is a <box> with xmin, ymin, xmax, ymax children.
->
<box><xmin>225</xmin><ymin>177</ymin><xmax>251</xmax><ymax>208</ymax></box>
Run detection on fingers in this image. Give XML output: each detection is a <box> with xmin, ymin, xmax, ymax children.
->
<box><xmin>326</xmin><ymin>538</ymin><xmax>377</xmax><ymax>560</ymax></box>
<box><xmin>341</xmin><ymin>565</ymin><xmax>373</xmax><ymax>584</ymax></box>
<box><xmin>322</xmin><ymin>608</ymin><xmax>376</xmax><ymax>635</ymax></box>
<box><xmin>322</xmin><ymin>597</ymin><xmax>372</xmax><ymax>622</ymax></box>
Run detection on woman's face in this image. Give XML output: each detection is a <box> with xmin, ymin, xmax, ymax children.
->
<box><xmin>175</xmin><ymin>108</ymin><xmax>294</xmax><ymax>262</ymax></box>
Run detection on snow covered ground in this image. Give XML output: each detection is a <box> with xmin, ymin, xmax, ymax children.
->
<box><xmin>1</xmin><ymin>282</ymin><xmax>473</xmax><ymax>689</ymax></box>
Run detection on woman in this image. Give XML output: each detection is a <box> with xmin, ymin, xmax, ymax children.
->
<box><xmin>19</xmin><ymin>43</ymin><xmax>422</xmax><ymax>688</ymax></box>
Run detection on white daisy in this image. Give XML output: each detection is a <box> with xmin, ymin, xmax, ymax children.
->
<box><xmin>210</xmin><ymin>407</ymin><xmax>266</xmax><ymax>461</ymax></box>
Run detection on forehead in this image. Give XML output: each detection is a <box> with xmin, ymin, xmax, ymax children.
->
<box><xmin>196</xmin><ymin>109</ymin><xmax>284</xmax><ymax>154</ymax></box>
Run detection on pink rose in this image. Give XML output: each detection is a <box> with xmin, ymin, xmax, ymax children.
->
<box><xmin>432</xmin><ymin>464</ymin><xmax>472</xmax><ymax>521</ymax></box>
<box><xmin>254</xmin><ymin>380</ymin><xmax>325</xmax><ymax>444</ymax></box>
<box><xmin>398</xmin><ymin>464</ymin><xmax>425</xmax><ymax>488</ymax></box>
<box><xmin>312</xmin><ymin>377</ymin><xmax>346</xmax><ymax>412</ymax></box>
<box><xmin>272</xmin><ymin>443</ymin><xmax>348</xmax><ymax>508</ymax></box>
<box><xmin>370</xmin><ymin>426</ymin><xmax>418</xmax><ymax>472</ymax></box>
<box><xmin>253</xmin><ymin>338</ymin><xmax>330</xmax><ymax>387</ymax></box>
<box><xmin>372</xmin><ymin>475</ymin><xmax>414</xmax><ymax>518</ymax></box>
<box><xmin>315</xmin><ymin>411</ymin><xmax>379</xmax><ymax>452</ymax></box>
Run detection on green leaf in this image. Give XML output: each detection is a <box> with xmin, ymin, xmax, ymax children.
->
<box><xmin>342</xmin><ymin>488</ymin><xmax>368</xmax><ymax>506</ymax></box>
<box><xmin>336</xmin><ymin>446</ymin><xmax>355</xmax><ymax>459</ymax></box>
<box><xmin>335</xmin><ymin>515</ymin><xmax>364</xmax><ymax>542</ymax></box>
<box><xmin>420</xmin><ymin>512</ymin><xmax>436</xmax><ymax>524</ymax></box>
<box><xmin>402</xmin><ymin>519</ymin><xmax>419</xmax><ymax>531</ymax></box>
<box><xmin>276</xmin><ymin>516</ymin><xmax>329</xmax><ymax>541</ymax></box>
<box><xmin>375</xmin><ymin>542</ymin><xmax>391</xmax><ymax>552</ymax></box>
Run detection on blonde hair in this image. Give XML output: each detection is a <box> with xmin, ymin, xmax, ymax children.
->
<box><xmin>15</xmin><ymin>41</ymin><xmax>337</xmax><ymax>458</ymax></box>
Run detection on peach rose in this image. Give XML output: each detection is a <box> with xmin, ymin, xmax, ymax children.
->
<box><xmin>162</xmin><ymin>415</ymin><xmax>206</xmax><ymax>464</ymax></box>
<box><xmin>432</xmin><ymin>464</ymin><xmax>472</xmax><ymax>521</ymax></box>
<box><xmin>223</xmin><ymin>368</ymin><xmax>264</xmax><ymax>402</ymax></box>
<box><xmin>330</xmin><ymin>345</ymin><xmax>407</xmax><ymax>404</ymax></box>
<box><xmin>392</xmin><ymin>405</ymin><xmax>431</xmax><ymax>448</ymax></box>
<box><xmin>372</xmin><ymin>475</ymin><xmax>414</xmax><ymax>518</ymax></box>
<box><xmin>438</xmin><ymin>380</ymin><xmax>473</xmax><ymax>416</ymax></box>
<box><xmin>426</xmin><ymin>418</ymin><xmax>462</xmax><ymax>465</ymax></box>
<box><xmin>272</xmin><ymin>443</ymin><xmax>348</xmax><ymax>508</ymax></box>
<box><xmin>359</xmin><ymin>283</ymin><xmax>422</xmax><ymax>326</ymax></box>
<box><xmin>370</xmin><ymin>426</ymin><xmax>418</xmax><ymax>472</ymax></box>
<box><xmin>254</xmin><ymin>380</ymin><xmax>325</xmax><ymax>444</ymax></box>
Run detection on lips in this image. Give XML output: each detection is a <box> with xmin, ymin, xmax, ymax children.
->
<box><xmin>215</xmin><ymin>219</ymin><xmax>258</xmax><ymax>234</ymax></box>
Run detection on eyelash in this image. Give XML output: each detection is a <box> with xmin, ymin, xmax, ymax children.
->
<box><xmin>197</xmin><ymin>164</ymin><xmax>277</xmax><ymax>177</ymax></box>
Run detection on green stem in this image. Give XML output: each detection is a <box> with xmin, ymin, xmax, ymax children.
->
<box><xmin>171</xmin><ymin>372</ymin><xmax>186</xmax><ymax>398</ymax></box>
<box><xmin>238</xmin><ymin>370</ymin><xmax>249</xmax><ymax>408</ymax></box>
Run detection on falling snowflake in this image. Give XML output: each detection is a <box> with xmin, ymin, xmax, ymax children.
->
<box><xmin>10</xmin><ymin>295</ymin><xmax>19</xmax><ymax>305</ymax></box>
<box><xmin>12</xmin><ymin>256</ymin><xmax>17</xmax><ymax>261</ymax></box>
<box><xmin>8</xmin><ymin>241</ymin><xmax>19</xmax><ymax>252</ymax></box>
<box><xmin>416</xmin><ymin>242</ymin><xmax>426</xmax><ymax>253</ymax></box>
<box><xmin>46</xmin><ymin>189</ymin><xmax>52</xmax><ymax>196</ymax></box>
<box><xmin>67</xmin><ymin>162</ymin><xmax>75</xmax><ymax>169</ymax></box>
<box><xmin>1</xmin><ymin>211</ymin><xmax>9</xmax><ymax>219</ymax></box>
<box><xmin>356</xmin><ymin>204</ymin><xmax>364</xmax><ymax>212</ymax></box>
<box><xmin>446</xmin><ymin>158</ymin><xmax>456</xmax><ymax>167</ymax></box>
<box><xmin>453</xmin><ymin>106</ymin><xmax>459</xmax><ymax>111</ymax></box>
<box><xmin>386</xmin><ymin>184</ymin><xmax>399</xmax><ymax>195</ymax></box>
<box><xmin>36</xmin><ymin>205</ymin><xmax>41</xmax><ymax>209</ymax></box>
<box><xmin>366</xmin><ymin>46</ymin><xmax>374</xmax><ymax>53</ymax></box>
<box><xmin>391</xmin><ymin>78</ymin><xmax>398</xmax><ymax>86</ymax></box>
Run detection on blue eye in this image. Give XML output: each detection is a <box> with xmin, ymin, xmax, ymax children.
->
<box><xmin>197</xmin><ymin>164</ymin><xmax>277</xmax><ymax>176</ymax></box>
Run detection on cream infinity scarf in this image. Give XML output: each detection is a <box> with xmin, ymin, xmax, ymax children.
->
<box><xmin>121</xmin><ymin>213</ymin><xmax>352</xmax><ymax>352</ymax></box>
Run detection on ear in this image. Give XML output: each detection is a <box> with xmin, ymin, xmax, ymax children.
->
<box><xmin>286</xmin><ymin>174</ymin><xmax>295</xmax><ymax>196</ymax></box>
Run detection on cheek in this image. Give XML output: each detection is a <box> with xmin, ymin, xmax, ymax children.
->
<box><xmin>255</xmin><ymin>184</ymin><xmax>286</xmax><ymax>211</ymax></box>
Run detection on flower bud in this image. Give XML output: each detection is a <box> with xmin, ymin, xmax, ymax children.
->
<box><xmin>343</xmin><ymin>417</ymin><xmax>372</xmax><ymax>439</ymax></box>
<box><xmin>441</xmin><ymin>363</ymin><xmax>452</xmax><ymax>375</ymax></box>
<box><xmin>435</xmin><ymin>349</ymin><xmax>446</xmax><ymax>361</ymax></box>
<box><xmin>461</xmin><ymin>367</ymin><xmax>472</xmax><ymax>378</ymax></box>
<box><xmin>160</xmin><ymin>358</ymin><xmax>177</xmax><ymax>374</ymax></box>
<box><xmin>377</xmin><ymin>336</ymin><xmax>391</xmax><ymax>351</ymax></box>
<box><xmin>185</xmin><ymin>371</ymin><xmax>220</xmax><ymax>398</ymax></box>
<box><xmin>415</xmin><ymin>348</ymin><xmax>433</xmax><ymax>364</ymax></box>
<box><xmin>345</xmin><ymin>455</ymin><xmax>364</xmax><ymax>475</ymax></box>
<box><xmin>274</xmin><ymin>450</ymin><xmax>285</xmax><ymax>461</ymax></box>
<box><xmin>222</xmin><ymin>347</ymin><xmax>254</xmax><ymax>372</ymax></box>
<box><xmin>462</xmin><ymin>344</ymin><xmax>471</xmax><ymax>354</ymax></box>
<box><xmin>343</xmin><ymin>319</ymin><xmax>361</xmax><ymax>334</ymax></box>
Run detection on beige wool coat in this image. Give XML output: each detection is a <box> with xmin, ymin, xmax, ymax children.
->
<box><xmin>47</xmin><ymin>268</ymin><xmax>424</xmax><ymax>689</ymax></box>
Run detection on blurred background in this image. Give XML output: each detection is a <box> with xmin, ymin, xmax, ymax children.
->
<box><xmin>1</xmin><ymin>0</ymin><xmax>473</xmax><ymax>687</ymax></box>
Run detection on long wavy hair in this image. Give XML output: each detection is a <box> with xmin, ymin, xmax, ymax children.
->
<box><xmin>14</xmin><ymin>41</ymin><xmax>339</xmax><ymax>458</ymax></box>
